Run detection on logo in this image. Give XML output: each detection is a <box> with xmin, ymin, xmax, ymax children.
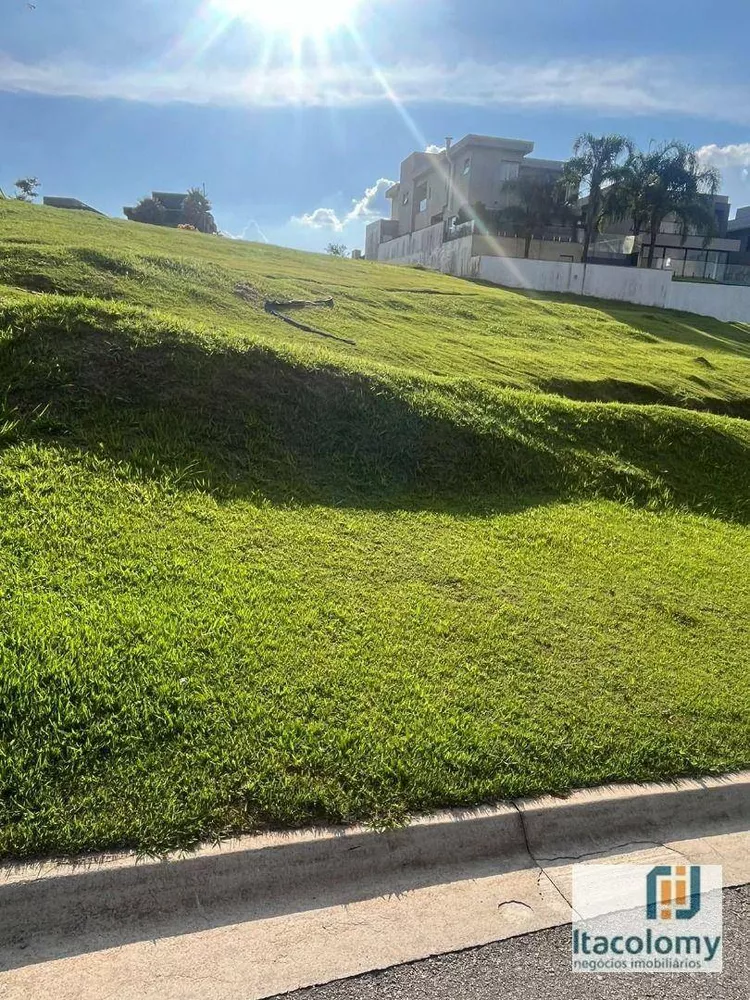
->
<box><xmin>572</xmin><ymin>863</ymin><xmax>722</xmax><ymax>974</ymax></box>
<box><xmin>646</xmin><ymin>864</ymin><xmax>701</xmax><ymax>920</ymax></box>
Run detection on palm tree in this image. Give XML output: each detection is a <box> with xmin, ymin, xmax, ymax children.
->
<box><xmin>182</xmin><ymin>188</ymin><xmax>217</xmax><ymax>234</ymax></box>
<box><xmin>563</xmin><ymin>133</ymin><xmax>633</xmax><ymax>262</ymax></box>
<box><xmin>607</xmin><ymin>143</ymin><xmax>720</xmax><ymax>268</ymax></box>
<box><xmin>603</xmin><ymin>157</ymin><xmax>651</xmax><ymax>243</ymax></box>
<box><xmin>124</xmin><ymin>196</ymin><xmax>166</xmax><ymax>226</ymax></box>
<box><xmin>494</xmin><ymin>174</ymin><xmax>576</xmax><ymax>258</ymax></box>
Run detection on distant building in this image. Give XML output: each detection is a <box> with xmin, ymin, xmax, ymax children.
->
<box><xmin>728</xmin><ymin>206</ymin><xmax>750</xmax><ymax>253</ymax></box>
<box><xmin>123</xmin><ymin>191</ymin><xmax>188</xmax><ymax>225</ymax></box>
<box><xmin>150</xmin><ymin>192</ymin><xmax>190</xmax><ymax>227</ymax></box>
<box><xmin>43</xmin><ymin>196</ymin><xmax>104</xmax><ymax>215</ymax></box>
<box><xmin>376</xmin><ymin>135</ymin><xmax>565</xmax><ymax>242</ymax></box>
<box><xmin>366</xmin><ymin>133</ymin><xmax>577</xmax><ymax>264</ymax></box>
<box><xmin>581</xmin><ymin>193</ymin><xmax>740</xmax><ymax>278</ymax></box>
<box><xmin>724</xmin><ymin>206</ymin><xmax>750</xmax><ymax>284</ymax></box>
<box><xmin>123</xmin><ymin>191</ymin><xmax>217</xmax><ymax>233</ymax></box>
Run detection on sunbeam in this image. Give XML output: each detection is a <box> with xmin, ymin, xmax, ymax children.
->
<box><xmin>212</xmin><ymin>0</ymin><xmax>360</xmax><ymax>40</ymax></box>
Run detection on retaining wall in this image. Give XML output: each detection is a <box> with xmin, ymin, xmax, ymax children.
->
<box><xmin>472</xmin><ymin>257</ymin><xmax>750</xmax><ymax>323</ymax></box>
<box><xmin>377</xmin><ymin>228</ymin><xmax>475</xmax><ymax>277</ymax></box>
<box><xmin>376</xmin><ymin>238</ymin><xmax>750</xmax><ymax>323</ymax></box>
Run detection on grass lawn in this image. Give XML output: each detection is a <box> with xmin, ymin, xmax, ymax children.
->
<box><xmin>0</xmin><ymin>200</ymin><xmax>749</xmax><ymax>858</ymax></box>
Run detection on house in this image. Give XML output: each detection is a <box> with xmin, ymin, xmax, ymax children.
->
<box><xmin>151</xmin><ymin>192</ymin><xmax>190</xmax><ymax>227</ymax></box>
<box><xmin>366</xmin><ymin>134</ymin><xmax>572</xmax><ymax>261</ymax></box>
<box><xmin>724</xmin><ymin>206</ymin><xmax>750</xmax><ymax>284</ymax></box>
<box><xmin>43</xmin><ymin>196</ymin><xmax>104</xmax><ymax>215</ymax></box>
<box><xmin>123</xmin><ymin>191</ymin><xmax>189</xmax><ymax>226</ymax></box>
<box><xmin>728</xmin><ymin>206</ymin><xmax>750</xmax><ymax>253</ymax></box>
<box><xmin>576</xmin><ymin>193</ymin><xmax>740</xmax><ymax>278</ymax></box>
<box><xmin>384</xmin><ymin>134</ymin><xmax>565</xmax><ymax>237</ymax></box>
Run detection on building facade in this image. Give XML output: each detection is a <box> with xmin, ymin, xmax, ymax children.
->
<box><xmin>366</xmin><ymin>135</ymin><xmax>743</xmax><ymax>282</ymax></box>
<box><xmin>728</xmin><ymin>206</ymin><xmax>750</xmax><ymax>253</ymax></box>
<box><xmin>377</xmin><ymin>135</ymin><xmax>566</xmax><ymax>243</ymax></box>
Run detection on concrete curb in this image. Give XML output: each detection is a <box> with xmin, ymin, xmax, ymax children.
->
<box><xmin>2</xmin><ymin>771</ymin><xmax>748</xmax><ymax>960</ymax></box>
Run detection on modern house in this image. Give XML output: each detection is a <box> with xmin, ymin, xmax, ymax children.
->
<box><xmin>728</xmin><ymin>206</ymin><xmax>750</xmax><ymax>253</ymax></box>
<box><xmin>724</xmin><ymin>206</ymin><xmax>750</xmax><ymax>284</ymax></box>
<box><xmin>367</xmin><ymin>135</ymin><xmax>743</xmax><ymax>283</ymax></box>
<box><xmin>123</xmin><ymin>191</ymin><xmax>189</xmax><ymax>226</ymax></box>
<box><xmin>583</xmin><ymin>194</ymin><xmax>740</xmax><ymax>279</ymax></box>
<box><xmin>366</xmin><ymin>134</ymin><xmax>573</xmax><ymax>261</ymax></box>
<box><xmin>43</xmin><ymin>196</ymin><xmax>104</xmax><ymax>215</ymax></box>
<box><xmin>151</xmin><ymin>192</ymin><xmax>191</xmax><ymax>227</ymax></box>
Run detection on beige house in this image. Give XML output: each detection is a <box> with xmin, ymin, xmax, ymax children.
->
<box><xmin>365</xmin><ymin>134</ymin><xmax>569</xmax><ymax>261</ymax></box>
<box><xmin>391</xmin><ymin>135</ymin><xmax>564</xmax><ymax>234</ymax></box>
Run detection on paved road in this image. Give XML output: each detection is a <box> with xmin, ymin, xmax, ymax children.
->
<box><xmin>281</xmin><ymin>884</ymin><xmax>749</xmax><ymax>1000</ymax></box>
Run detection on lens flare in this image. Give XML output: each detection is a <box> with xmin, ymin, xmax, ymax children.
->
<box><xmin>215</xmin><ymin>0</ymin><xmax>359</xmax><ymax>37</ymax></box>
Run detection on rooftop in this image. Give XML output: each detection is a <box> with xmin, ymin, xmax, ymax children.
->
<box><xmin>43</xmin><ymin>196</ymin><xmax>103</xmax><ymax>215</ymax></box>
<box><xmin>448</xmin><ymin>134</ymin><xmax>535</xmax><ymax>158</ymax></box>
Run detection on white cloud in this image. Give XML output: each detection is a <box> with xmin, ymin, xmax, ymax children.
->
<box><xmin>425</xmin><ymin>144</ymin><xmax>446</xmax><ymax>154</ymax></box>
<box><xmin>220</xmin><ymin>218</ymin><xmax>270</xmax><ymax>242</ymax></box>
<box><xmin>1</xmin><ymin>53</ymin><xmax>749</xmax><ymax>124</ymax></box>
<box><xmin>345</xmin><ymin>177</ymin><xmax>395</xmax><ymax>222</ymax></box>
<box><xmin>696</xmin><ymin>143</ymin><xmax>750</xmax><ymax>168</ymax></box>
<box><xmin>293</xmin><ymin>206</ymin><xmax>346</xmax><ymax>231</ymax></box>
<box><xmin>293</xmin><ymin>177</ymin><xmax>395</xmax><ymax>231</ymax></box>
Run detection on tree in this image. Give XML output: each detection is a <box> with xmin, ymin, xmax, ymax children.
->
<box><xmin>494</xmin><ymin>175</ymin><xmax>576</xmax><ymax>258</ymax></box>
<box><xmin>607</xmin><ymin>142</ymin><xmax>721</xmax><ymax>268</ymax></box>
<box><xmin>14</xmin><ymin>176</ymin><xmax>40</xmax><ymax>202</ymax></box>
<box><xmin>124</xmin><ymin>197</ymin><xmax>167</xmax><ymax>226</ymax></box>
<box><xmin>181</xmin><ymin>187</ymin><xmax>217</xmax><ymax>234</ymax></box>
<box><xmin>563</xmin><ymin>133</ymin><xmax>632</xmax><ymax>261</ymax></box>
<box><xmin>325</xmin><ymin>242</ymin><xmax>348</xmax><ymax>257</ymax></box>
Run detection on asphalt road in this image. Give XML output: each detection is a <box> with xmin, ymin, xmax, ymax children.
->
<box><xmin>280</xmin><ymin>884</ymin><xmax>749</xmax><ymax>1000</ymax></box>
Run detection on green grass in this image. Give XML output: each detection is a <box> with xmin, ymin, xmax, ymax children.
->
<box><xmin>0</xmin><ymin>200</ymin><xmax>749</xmax><ymax>859</ymax></box>
<box><xmin>2</xmin><ymin>198</ymin><xmax>749</xmax><ymax>414</ymax></box>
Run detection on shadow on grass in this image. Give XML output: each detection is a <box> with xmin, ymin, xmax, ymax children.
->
<box><xmin>1</xmin><ymin>304</ymin><xmax>748</xmax><ymax>521</ymax></box>
<box><xmin>463</xmin><ymin>278</ymin><xmax>750</xmax><ymax>361</ymax></box>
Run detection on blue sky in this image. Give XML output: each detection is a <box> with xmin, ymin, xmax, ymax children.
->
<box><xmin>2</xmin><ymin>0</ymin><xmax>749</xmax><ymax>252</ymax></box>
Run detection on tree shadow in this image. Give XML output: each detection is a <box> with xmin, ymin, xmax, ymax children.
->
<box><xmin>1</xmin><ymin>308</ymin><xmax>747</xmax><ymax>522</ymax></box>
<box><xmin>589</xmin><ymin>301</ymin><xmax>750</xmax><ymax>359</ymax></box>
<box><xmin>462</xmin><ymin>279</ymin><xmax>750</xmax><ymax>359</ymax></box>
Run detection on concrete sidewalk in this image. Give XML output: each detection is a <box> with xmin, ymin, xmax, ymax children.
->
<box><xmin>0</xmin><ymin>772</ymin><xmax>748</xmax><ymax>999</ymax></box>
<box><xmin>278</xmin><ymin>884</ymin><xmax>750</xmax><ymax>1000</ymax></box>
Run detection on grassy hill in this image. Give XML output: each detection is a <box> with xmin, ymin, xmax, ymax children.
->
<box><xmin>0</xmin><ymin>199</ymin><xmax>748</xmax><ymax>858</ymax></box>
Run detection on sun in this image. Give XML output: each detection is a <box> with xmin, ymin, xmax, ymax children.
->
<box><xmin>215</xmin><ymin>0</ymin><xmax>360</xmax><ymax>37</ymax></box>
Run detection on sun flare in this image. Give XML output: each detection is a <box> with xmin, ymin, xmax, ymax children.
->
<box><xmin>215</xmin><ymin>0</ymin><xmax>360</xmax><ymax>37</ymax></box>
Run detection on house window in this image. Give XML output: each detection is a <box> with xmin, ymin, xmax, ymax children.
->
<box><xmin>462</xmin><ymin>158</ymin><xmax>471</xmax><ymax>175</ymax></box>
<box><xmin>419</xmin><ymin>198</ymin><xmax>428</xmax><ymax>213</ymax></box>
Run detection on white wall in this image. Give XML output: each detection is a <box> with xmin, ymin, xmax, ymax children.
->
<box><xmin>377</xmin><ymin>227</ymin><xmax>475</xmax><ymax>277</ymax></box>
<box><xmin>377</xmin><ymin>222</ymin><xmax>445</xmax><ymax>262</ymax></box>
<box><xmin>476</xmin><ymin>257</ymin><xmax>674</xmax><ymax>307</ymax></box>
<box><xmin>583</xmin><ymin>265</ymin><xmax>672</xmax><ymax>308</ymax></box>
<box><xmin>668</xmin><ymin>280</ymin><xmax>750</xmax><ymax>323</ymax></box>
<box><xmin>379</xmin><ymin>242</ymin><xmax>750</xmax><ymax>324</ymax></box>
<box><xmin>476</xmin><ymin>257</ymin><xmax>750</xmax><ymax>322</ymax></box>
<box><xmin>476</xmin><ymin>257</ymin><xmax>584</xmax><ymax>295</ymax></box>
